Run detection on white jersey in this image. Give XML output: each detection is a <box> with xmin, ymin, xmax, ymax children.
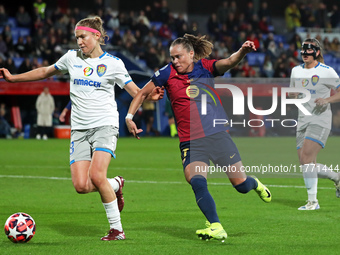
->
<box><xmin>55</xmin><ymin>50</ymin><xmax>132</xmax><ymax>130</ymax></box>
<box><xmin>290</xmin><ymin>62</ymin><xmax>340</xmax><ymax>130</ymax></box>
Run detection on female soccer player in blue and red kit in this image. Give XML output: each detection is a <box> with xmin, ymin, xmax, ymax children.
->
<box><xmin>125</xmin><ymin>34</ymin><xmax>271</xmax><ymax>241</ymax></box>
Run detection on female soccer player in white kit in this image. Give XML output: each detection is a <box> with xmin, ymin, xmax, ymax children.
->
<box><xmin>290</xmin><ymin>38</ymin><xmax>340</xmax><ymax>210</ymax></box>
<box><xmin>0</xmin><ymin>16</ymin><xmax>162</xmax><ymax>240</ymax></box>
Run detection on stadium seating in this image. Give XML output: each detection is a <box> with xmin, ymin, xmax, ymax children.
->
<box><xmin>150</xmin><ymin>21</ymin><xmax>163</xmax><ymax>31</ymax></box>
<box><xmin>106</xmin><ymin>29</ymin><xmax>114</xmax><ymax>43</ymax></box>
<box><xmin>247</xmin><ymin>52</ymin><xmax>266</xmax><ymax>66</ymax></box>
<box><xmin>333</xmin><ymin>63</ymin><xmax>340</xmax><ymax>74</ymax></box>
<box><xmin>273</xmin><ymin>34</ymin><xmax>286</xmax><ymax>43</ymax></box>
<box><xmin>8</xmin><ymin>27</ymin><xmax>31</xmax><ymax>44</ymax></box>
<box><xmin>7</xmin><ymin>17</ymin><xmax>17</xmax><ymax>28</ymax></box>
<box><xmin>12</xmin><ymin>57</ymin><xmax>24</xmax><ymax>68</ymax></box>
<box><xmin>323</xmin><ymin>54</ymin><xmax>334</xmax><ymax>65</ymax></box>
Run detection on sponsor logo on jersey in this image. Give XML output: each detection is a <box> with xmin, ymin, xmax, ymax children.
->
<box><xmin>84</xmin><ymin>67</ymin><xmax>93</xmax><ymax>76</ymax></box>
<box><xmin>73</xmin><ymin>65</ymin><xmax>82</xmax><ymax>68</ymax></box>
<box><xmin>74</xmin><ymin>79</ymin><xmax>101</xmax><ymax>88</ymax></box>
<box><xmin>311</xmin><ymin>75</ymin><xmax>319</xmax><ymax>86</ymax></box>
<box><xmin>302</xmin><ymin>79</ymin><xmax>309</xmax><ymax>87</ymax></box>
<box><xmin>97</xmin><ymin>64</ymin><xmax>107</xmax><ymax>77</ymax></box>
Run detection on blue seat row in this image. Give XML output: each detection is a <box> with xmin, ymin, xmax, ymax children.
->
<box><xmin>246</xmin><ymin>52</ymin><xmax>266</xmax><ymax>66</ymax></box>
<box><xmin>323</xmin><ymin>54</ymin><xmax>340</xmax><ymax>65</ymax></box>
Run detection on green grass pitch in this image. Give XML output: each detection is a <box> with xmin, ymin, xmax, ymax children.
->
<box><xmin>1</xmin><ymin>136</ymin><xmax>339</xmax><ymax>255</ymax></box>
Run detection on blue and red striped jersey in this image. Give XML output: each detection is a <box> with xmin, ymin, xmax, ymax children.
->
<box><xmin>152</xmin><ymin>59</ymin><xmax>228</xmax><ymax>142</ymax></box>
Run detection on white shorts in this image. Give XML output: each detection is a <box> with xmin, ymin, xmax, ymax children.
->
<box><xmin>70</xmin><ymin>126</ymin><xmax>119</xmax><ymax>165</ymax></box>
<box><xmin>296</xmin><ymin>124</ymin><xmax>330</xmax><ymax>150</ymax></box>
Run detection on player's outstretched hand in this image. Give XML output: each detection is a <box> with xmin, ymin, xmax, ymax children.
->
<box><xmin>148</xmin><ymin>86</ymin><xmax>165</xmax><ymax>101</ymax></box>
<box><xmin>0</xmin><ymin>68</ymin><xmax>13</xmax><ymax>82</ymax></box>
<box><xmin>315</xmin><ymin>97</ymin><xmax>328</xmax><ymax>106</ymax></box>
<box><xmin>126</xmin><ymin>118</ymin><xmax>143</xmax><ymax>139</ymax></box>
<box><xmin>59</xmin><ymin>109</ymin><xmax>68</xmax><ymax>122</ymax></box>
<box><xmin>241</xmin><ymin>41</ymin><xmax>256</xmax><ymax>54</ymax></box>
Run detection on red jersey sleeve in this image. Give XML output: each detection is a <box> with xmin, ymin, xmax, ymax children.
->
<box><xmin>200</xmin><ymin>58</ymin><xmax>219</xmax><ymax>77</ymax></box>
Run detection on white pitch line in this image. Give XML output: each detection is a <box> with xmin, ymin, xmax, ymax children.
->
<box><xmin>0</xmin><ymin>175</ymin><xmax>71</xmax><ymax>180</ymax></box>
<box><xmin>2</xmin><ymin>165</ymin><xmax>179</xmax><ymax>171</ymax></box>
<box><xmin>0</xmin><ymin>174</ymin><xmax>335</xmax><ymax>190</ymax></box>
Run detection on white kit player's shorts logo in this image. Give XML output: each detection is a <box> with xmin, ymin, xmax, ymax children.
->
<box><xmin>97</xmin><ymin>64</ymin><xmax>107</xmax><ymax>77</ymax></box>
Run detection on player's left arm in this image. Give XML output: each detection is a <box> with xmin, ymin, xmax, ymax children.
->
<box><xmin>215</xmin><ymin>40</ymin><xmax>256</xmax><ymax>74</ymax></box>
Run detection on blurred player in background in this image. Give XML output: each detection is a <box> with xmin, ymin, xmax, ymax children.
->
<box><xmin>0</xmin><ymin>16</ymin><xmax>163</xmax><ymax>241</ymax></box>
<box><xmin>290</xmin><ymin>38</ymin><xmax>340</xmax><ymax>210</ymax></box>
<box><xmin>0</xmin><ymin>103</ymin><xmax>11</xmax><ymax>138</ymax></box>
<box><xmin>165</xmin><ymin>99</ymin><xmax>177</xmax><ymax>137</ymax></box>
<box><xmin>126</xmin><ymin>34</ymin><xmax>271</xmax><ymax>241</ymax></box>
<box><xmin>35</xmin><ymin>86</ymin><xmax>55</xmax><ymax>140</ymax></box>
<box><xmin>141</xmin><ymin>100</ymin><xmax>160</xmax><ymax>136</ymax></box>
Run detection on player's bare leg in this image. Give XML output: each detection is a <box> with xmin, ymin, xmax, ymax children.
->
<box><xmin>71</xmin><ymin>161</ymin><xmax>96</xmax><ymax>194</ymax></box>
<box><xmin>90</xmin><ymin>151</ymin><xmax>125</xmax><ymax>241</ymax></box>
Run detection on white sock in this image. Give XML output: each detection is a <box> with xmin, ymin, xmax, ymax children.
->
<box><xmin>102</xmin><ymin>199</ymin><xmax>122</xmax><ymax>231</ymax></box>
<box><xmin>302</xmin><ymin>163</ymin><xmax>318</xmax><ymax>202</ymax></box>
<box><xmin>107</xmin><ymin>178</ymin><xmax>120</xmax><ymax>192</ymax></box>
<box><xmin>316</xmin><ymin>163</ymin><xmax>340</xmax><ymax>182</ymax></box>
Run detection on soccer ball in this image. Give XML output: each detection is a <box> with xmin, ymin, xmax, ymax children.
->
<box><xmin>4</xmin><ymin>212</ymin><xmax>36</xmax><ymax>243</ymax></box>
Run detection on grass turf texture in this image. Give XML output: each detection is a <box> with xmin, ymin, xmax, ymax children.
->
<box><xmin>1</xmin><ymin>136</ymin><xmax>339</xmax><ymax>255</ymax></box>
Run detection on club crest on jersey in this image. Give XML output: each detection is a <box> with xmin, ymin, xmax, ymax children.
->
<box><xmin>302</xmin><ymin>79</ymin><xmax>309</xmax><ymax>87</ymax></box>
<box><xmin>186</xmin><ymin>85</ymin><xmax>200</xmax><ymax>98</ymax></box>
<box><xmin>83</xmin><ymin>67</ymin><xmax>93</xmax><ymax>76</ymax></box>
<box><xmin>97</xmin><ymin>64</ymin><xmax>107</xmax><ymax>77</ymax></box>
<box><xmin>311</xmin><ymin>75</ymin><xmax>319</xmax><ymax>86</ymax></box>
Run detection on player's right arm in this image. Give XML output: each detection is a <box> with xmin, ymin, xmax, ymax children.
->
<box><xmin>0</xmin><ymin>65</ymin><xmax>61</xmax><ymax>83</ymax></box>
<box><xmin>125</xmin><ymin>80</ymin><xmax>157</xmax><ymax>139</ymax></box>
<box><xmin>288</xmin><ymin>67</ymin><xmax>299</xmax><ymax>98</ymax></box>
